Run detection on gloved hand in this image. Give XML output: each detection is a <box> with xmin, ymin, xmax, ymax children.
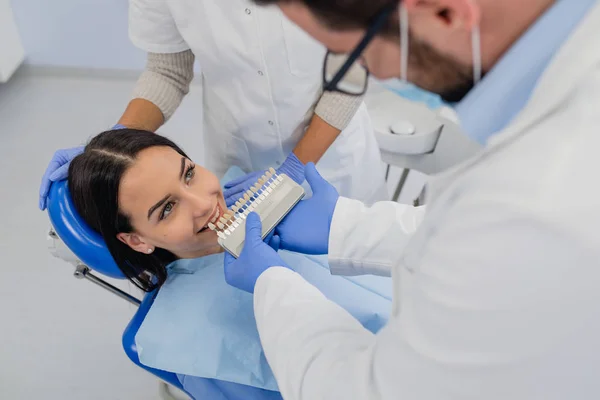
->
<box><xmin>38</xmin><ymin>123</ymin><xmax>127</xmax><ymax>210</ymax></box>
<box><xmin>275</xmin><ymin>163</ymin><xmax>339</xmax><ymax>255</ymax></box>
<box><xmin>38</xmin><ymin>146</ymin><xmax>84</xmax><ymax>210</ymax></box>
<box><xmin>223</xmin><ymin>152</ymin><xmax>305</xmax><ymax>207</ymax></box>
<box><xmin>224</xmin><ymin>212</ymin><xmax>291</xmax><ymax>293</ymax></box>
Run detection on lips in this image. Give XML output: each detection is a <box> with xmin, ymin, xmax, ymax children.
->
<box><xmin>197</xmin><ymin>203</ymin><xmax>222</xmax><ymax>234</ymax></box>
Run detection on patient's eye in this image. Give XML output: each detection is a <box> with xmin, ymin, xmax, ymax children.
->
<box><xmin>185</xmin><ymin>164</ymin><xmax>196</xmax><ymax>182</ymax></box>
<box><xmin>160</xmin><ymin>202</ymin><xmax>175</xmax><ymax>220</ymax></box>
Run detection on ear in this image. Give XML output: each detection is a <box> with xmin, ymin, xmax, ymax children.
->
<box><xmin>404</xmin><ymin>0</ymin><xmax>481</xmax><ymax>30</ymax></box>
<box><xmin>117</xmin><ymin>232</ymin><xmax>151</xmax><ymax>254</ymax></box>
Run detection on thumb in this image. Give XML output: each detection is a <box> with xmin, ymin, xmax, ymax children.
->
<box><xmin>245</xmin><ymin>212</ymin><xmax>263</xmax><ymax>244</ymax></box>
<box><xmin>305</xmin><ymin>163</ymin><xmax>327</xmax><ymax>194</ymax></box>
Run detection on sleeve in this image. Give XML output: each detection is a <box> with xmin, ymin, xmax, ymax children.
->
<box><xmin>314</xmin><ymin>91</ymin><xmax>364</xmax><ymax>131</ymax></box>
<box><xmin>129</xmin><ymin>0</ymin><xmax>189</xmax><ymax>54</ymax></box>
<box><xmin>131</xmin><ymin>51</ymin><xmax>195</xmax><ymax>121</ymax></box>
<box><xmin>254</xmin><ymin>201</ymin><xmax>597</xmax><ymax>400</ymax></box>
<box><xmin>327</xmin><ymin>197</ymin><xmax>426</xmax><ymax>277</ymax></box>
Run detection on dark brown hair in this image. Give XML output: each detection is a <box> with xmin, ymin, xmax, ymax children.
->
<box><xmin>68</xmin><ymin>129</ymin><xmax>190</xmax><ymax>292</ymax></box>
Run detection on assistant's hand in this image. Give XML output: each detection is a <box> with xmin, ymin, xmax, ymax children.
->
<box><xmin>38</xmin><ymin>124</ymin><xmax>127</xmax><ymax>210</ymax></box>
<box><xmin>223</xmin><ymin>171</ymin><xmax>263</xmax><ymax>207</ymax></box>
<box><xmin>275</xmin><ymin>163</ymin><xmax>339</xmax><ymax>255</ymax></box>
<box><xmin>224</xmin><ymin>212</ymin><xmax>291</xmax><ymax>293</ymax></box>
<box><xmin>223</xmin><ymin>153</ymin><xmax>305</xmax><ymax>207</ymax></box>
<box><xmin>38</xmin><ymin>146</ymin><xmax>84</xmax><ymax>210</ymax></box>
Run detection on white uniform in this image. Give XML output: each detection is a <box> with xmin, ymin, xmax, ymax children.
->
<box><xmin>129</xmin><ymin>0</ymin><xmax>387</xmax><ymax>204</ymax></box>
<box><xmin>253</xmin><ymin>4</ymin><xmax>600</xmax><ymax>399</ymax></box>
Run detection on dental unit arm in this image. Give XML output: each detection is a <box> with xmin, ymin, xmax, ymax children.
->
<box><xmin>365</xmin><ymin>87</ymin><xmax>481</xmax><ymax>175</ymax></box>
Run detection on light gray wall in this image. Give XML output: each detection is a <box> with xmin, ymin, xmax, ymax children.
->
<box><xmin>11</xmin><ymin>0</ymin><xmax>146</xmax><ymax>70</ymax></box>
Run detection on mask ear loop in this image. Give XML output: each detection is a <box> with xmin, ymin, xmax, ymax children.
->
<box><xmin>471</xmin><ymin>24</ymin><xmax>482</xmax><ymax>84</ymax></box>
<box><xmin>399</xmin><ymin>4</ymin><xmax>409</xmax><ymax>82</ymax></box>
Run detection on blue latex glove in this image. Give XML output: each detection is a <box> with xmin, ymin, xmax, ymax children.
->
<box><xmin>223</xmin><ymin>152</ymin><xmax>305</xmax><ymax>207</ymax></box>
<box><xmin>38</xmin><ymin>146</ymin><xmax>84</xmax><ymax>210</ymax></box>
<box><xmin>38</xmin><ymin>124</ymin><xmax>127</xmax><ymax>210</ymax></box>
<box><xmin>275</xmin><ymin>163</ymin><xmax>339</xmax><ymax>255</ymax></box>
<box><xmin>224</xmin><ymin>212</ymin><xmax>290</xmax><ymax>294</ymax></box>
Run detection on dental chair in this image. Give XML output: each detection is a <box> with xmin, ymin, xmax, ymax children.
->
<box><xmin>46</xmin><ymin>180</ymin><xmax>192</xmax><ymax>399</ymax></box>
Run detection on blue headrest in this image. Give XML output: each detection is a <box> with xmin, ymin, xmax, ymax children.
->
<box><xmin>47</xmin><ymin>180</ymin><xmax>125</xmax><ymax>279</ymax></box>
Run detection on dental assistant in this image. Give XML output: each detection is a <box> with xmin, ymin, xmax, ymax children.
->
<box><xmin>38</xmin><ymin>0</ymin><xmax>388</xmax><ymax>210</ymax></box>
<box><xmin>224</xmin><ymin>0</ymin><xmax>600</xmax><ymax>399</ymax></box>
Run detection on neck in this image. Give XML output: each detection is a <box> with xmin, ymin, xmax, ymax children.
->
<box><xmin>186</xmin><ymin>245</ymin><xmax>224</xmax><ymax>259</ymax></box>
<box><xmin>481</xmin><ymin>0</ymin><xmax>556</xmax><ymax>70</ymax></box>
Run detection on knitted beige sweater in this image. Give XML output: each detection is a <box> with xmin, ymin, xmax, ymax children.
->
<box><xmin>131</xmin><ymin>50</ymin><xmax>363</xmax><ymax>130</ymax></box>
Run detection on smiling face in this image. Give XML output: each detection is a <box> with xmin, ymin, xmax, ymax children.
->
<box><xmin>116</xmin><ymin>146</ymin><xmax>227</xmax><ymax>259</ymax></box>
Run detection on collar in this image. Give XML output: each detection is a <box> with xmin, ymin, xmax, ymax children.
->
<box><xmin>453</xmin><ymin>0</ymin><xmax>596</xmax><ymax>145</ymax></box>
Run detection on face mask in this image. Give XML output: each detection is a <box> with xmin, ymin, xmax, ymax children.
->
<box><xmin>380</xmin><ymin>4</ymin><xmax>482</xmax><ymax>108</ymax></box>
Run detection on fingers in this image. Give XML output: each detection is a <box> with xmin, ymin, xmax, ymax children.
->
<box><xmin>224</xmin><ymin>174</ymin><xmax>251</xmax><ymax>189</ymax></box>
<box><xmin>225</xmin><ymin>189</ymin><xmax>246</xmax><ymax>207</ymax></box>
<box><xmin>39</xmin><ymin>177</ymin><xmax>51</xmax><ymax>210</ymax></box>
<box><xmin>304</xmin><ymin>162</ymin><xmax>325</xmax><ymax>193</ymax></box>
<box><xmin>48</xmin><ymin>162</ymin><xmax>71</xmax><ymax>182</ymax></box>
<box><xmin>223</xmin><ymin>184</ymin><xmax>246</xmax><ymax>200</ymax></box>
<box><xmin>244</xmin><ymin>212</ymin><xmax>263</xmax><ymax>245</ymax></box>
<box><xmin>39</xmin><ymin>196</ymin><xmax>47</xmax><ymax>211</ymax></box>
<box><xmin>268</xmin><ymin>234</ymin><xmax>281</xmax><ymax>252</ymax></box>
<box><xmin>223</xmin><ymin>251</ymin><xmax>236</xmax><ymax>285</ymax></box>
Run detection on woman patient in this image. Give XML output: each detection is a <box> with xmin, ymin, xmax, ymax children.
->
<box><xmin>69</xmin><ymin>128</ymin><xmax>228</xmax><ymax>292</ymax></box>
<box><xmin>68</xmin><ymin>128</ymin><xmax>390</xmax><ymax>400</ymax></box>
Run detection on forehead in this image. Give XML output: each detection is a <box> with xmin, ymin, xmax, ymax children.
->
<box><xmin>280</xmin><ymin>3</ymin><xmax>365</xmax><ymax>53</ymax></box>
<box><xmin>119</xmin><ymin>146</ymin><xmax>183</xmax><ymax>215</ymax></box>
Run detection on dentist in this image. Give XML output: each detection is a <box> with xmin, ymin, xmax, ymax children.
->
<box><xmin>225</xmin><ymin>0</ymin><xmax>600</xmax><ymax>399</ymax></box>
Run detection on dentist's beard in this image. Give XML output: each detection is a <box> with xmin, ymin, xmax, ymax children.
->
<box><xmin>407</xmin><ymin>36</ymin><xmax>477</xmax><ymax>103</ymax></box>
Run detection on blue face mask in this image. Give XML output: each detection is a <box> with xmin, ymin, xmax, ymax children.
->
<box><xmin>379</xmin><ymin>79</ymin><xmax>446</xmax><ymax>110</ymax></box>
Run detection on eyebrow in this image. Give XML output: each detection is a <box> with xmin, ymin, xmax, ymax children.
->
<box><xmin>147</xmin><ymin>157</ymin><xmax>188</xmax><ymax>220</ymax></box>
<box><xmin>148</xmin><ymin>194</ymin><xmax>170</xmax><ymax>220</ymax></box>
<box><xmin>179</xmin><ymin>157</ymin><xmax>186</xmax><ymax>180</ymax></box>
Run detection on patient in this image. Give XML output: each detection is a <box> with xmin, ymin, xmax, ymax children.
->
<box><xmin>69</xmin><ymin>128</ymin><xmax>228</xmax><ymax>291</ymax></box>
<box><xmin>68</xmin><ymin>129</ymin><xmax>391</xmax><ymax>399</ymax></box>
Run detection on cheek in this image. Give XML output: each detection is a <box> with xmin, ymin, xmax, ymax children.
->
<box><xmin>364</xmin><ymin>40</ymin><xmax>402</xmax><ymax>79</ymax></box>
<box><xmin>158</xmin><ymin>220</ymin><xmax>194</xmax><ymax>248</ymax></box>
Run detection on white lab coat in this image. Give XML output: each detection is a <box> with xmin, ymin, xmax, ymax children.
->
<box><xmin>254</xmin><ymin>3</ymin><xmax>600</xmax><ymax>399</ymax></box>
<box><xmin>129</xmin><ymin>0</ymin><xmax>387</xmax><ymax>204</ymax></box>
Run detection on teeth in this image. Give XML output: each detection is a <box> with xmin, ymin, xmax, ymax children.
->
<box><xmin>231</xmin><ymin>205</ymin><xmax>239</xmax><ymax>213</ymax></box>
<box><xmin>269</xmin><ymin>167</ymin><xmax>276</xmax><ymax>175</ymax></box>
<box><xmin>243</xmin><ymin>193</ymin><xmax>250</xmax><ymax>201</ymax></box>
<box><xmin>211</xmin><ymin>207</ymin><xmax>220</xmax><ymax>223</ymax></box>
<box><xmin>217</xmin><ymin>221</ymin><xmax>225</xmax><ymax>230</ymax></box>
<box><xmin>208</xmin><ymin>222</ymin><xmax>216</xmax><ymax>231</ymax></box>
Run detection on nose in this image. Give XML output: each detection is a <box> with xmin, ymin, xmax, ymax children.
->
<box><xmin>185</xmin><ymin>191</ymin><xmax>213</xmax><ymax>219</ymax></box>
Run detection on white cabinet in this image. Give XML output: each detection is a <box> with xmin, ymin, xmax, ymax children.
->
<box><xmin>0</xmin><ymin>0</ymin><xmax>25</xmax><ymax>82</ymax></box>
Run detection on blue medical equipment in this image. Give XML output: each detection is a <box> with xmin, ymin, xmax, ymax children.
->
<box><xmin>46</xmin><ymin>179</ymin><xmax>193</xmax><ymax>399</ymax></box>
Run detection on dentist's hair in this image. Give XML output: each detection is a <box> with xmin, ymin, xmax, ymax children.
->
<box><xmin>68</xmin><ymin>129</ymin><xmax>189</xmax><ymax>292</ymax></box>
<box><xmin>255</xmin><ymin>0</ymin><xmax>401</xmax><ymax>37</ymax></box>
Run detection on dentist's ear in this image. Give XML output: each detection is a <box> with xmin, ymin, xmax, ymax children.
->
<box><xmin>404</xmin><ymin>0</ymin><xmax>481</xmax><ymax>30</ymax></box>
<box><xmin>117</xmin><ymin>232</ymin><xmax>153</xmax><ymax>254</ymax></box>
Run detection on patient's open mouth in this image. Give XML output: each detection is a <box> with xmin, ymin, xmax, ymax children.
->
<box><xmin>197</xmin><ymin>204</ymin><xmax>222</xmax><ymax>234</ymax></box>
